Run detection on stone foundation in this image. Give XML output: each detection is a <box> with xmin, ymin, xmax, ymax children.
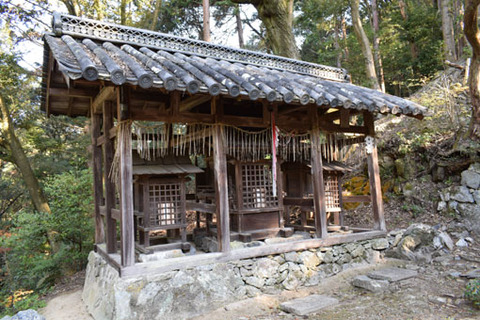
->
<box><xmin>83</xmin><ymin>238</ymin><xmax>389</xmax><ymax>320</ymax></box>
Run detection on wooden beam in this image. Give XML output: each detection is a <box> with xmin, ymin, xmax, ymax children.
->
<box><xmin>117</xmin><ymin>108</ymin><xmax>135</xmax><ymax>266</ymax></box>
<box><xmin>170</xmin><ymin>90</ymin><xmax>180</xmax><ymax>115</ymax></box>
<box><xmin>310</xmin><ymin>106</ymin><xmax>328</xmax><ymax>239</ymax></box>
<box><xmin>179</xmin><ymin>94</ymin><xmax>211</xmax><ymax>112</ymax></box>
<box><xmin>49</xmin><ymin>87</ymin><xmax>97</xmax><ymax>98</ymax></box>
<box><xmin>213</xmin><ymin>112</ymin><xmax>230</xmax><ymax>253</ymax></box>
<box><xmin>93</xmin><ymin>86</ymin><xmax>116</xmax><ymax>115</ymax></box>
<box><xmin>367</xmin><ymin>139</ymin><xmax>386</xmax><ymax>231</ymax></box>
<box><xmin>120</xmin><ymin>230</ymin><xmax>386</xmax><ymax>278</ymax></box>
<box><xmin>279</xmin><ymin>105</ymin><xmax>307</xmax><ymax>116</ymax></box>
<box><xmin>103</xmin><ymin>102</ymin><xmax>117</xmax><ymax>254</ymax></box>
<box><xmin>364</xmin><ymin>112</ymin><xmax>386</xmax><ymax>231</ymax></box>
<box><xmin>340</xmin><ymin>109</ymin><xmax>350</xmax><ymax>128</ymax></box>
<box><xmin>91</xmin><ymin>111</ymin><xmax>105</xmax><ymax>244</ymax></box>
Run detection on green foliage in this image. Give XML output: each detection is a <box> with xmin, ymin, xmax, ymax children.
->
<box><xmin>465</xmin><ymin>279</ymin><xmax>480</xmax><ymax>309</ymax></box>
<box><xmin>0</xmin><ymin>169</ymin><xmax>94</xmax><ymax>315</ymax></box>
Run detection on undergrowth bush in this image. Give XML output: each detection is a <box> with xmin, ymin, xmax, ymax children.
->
<box><xmin>0</xmin><ymin>169</ymin><xmax>93</xmax><ymax>316</ymax></box>
<box><xmin>465</xmin><ymin>279</ymin><xmax>480</xmax><ymax>309</ymax></box>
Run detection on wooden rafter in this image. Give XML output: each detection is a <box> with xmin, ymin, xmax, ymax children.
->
<box><xmin>92</xmin><ymin>86</ymin><xmax>116</xmax><ymax>115</ymax></box>
<box><xmin>179</xmin><ymin>94</ymin><xmax>211</xmax><ymax>112</ymax></box>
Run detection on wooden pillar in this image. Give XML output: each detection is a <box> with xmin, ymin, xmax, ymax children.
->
<box><xmin>91</xmin><ymin>112</ymin><xmax>105</xmax><ymax>244</ymax></box>
<box><xmin>213</xmin><ymin>122</ymin><xmax>230</xmax><ymax>252</ymax></box>
<box><xmin>118</xmin><ymin>89</ymin><xmax>135</xmax><ymax>267</ymax></box>
<box><xmin>364</xmin><ymin>112</ymin><xmax>386</xmax><ymax>231</ymax></box>
<box><xmin>310</xmin><ymin>106</ymin><xmax>328</xmax><ymax>238</ymax></box>
<box><xmin>103</xmin><ymin>102</ymin><xmax>117</xmax><ymax>253</ymax></box>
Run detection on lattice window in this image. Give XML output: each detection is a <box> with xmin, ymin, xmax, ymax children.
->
<box><xmin>324</xmin><ymin>173</ymin><xmax>340</xmax><ymax>212</ymax></box>
<box><xmin>241</xmin><ymin>163</ymin><xmax>278</xmax><ymax>209</ymax></box>
<box><xmin>148</xmin><ymin>182</ymin><xmax>182</xmax><ymax>226</ymax></box>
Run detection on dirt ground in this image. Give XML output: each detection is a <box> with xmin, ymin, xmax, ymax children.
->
<box><xmin>39</xmin><ymin>243</ymin><xmax>480</xmax><ymax>320</ymax></box>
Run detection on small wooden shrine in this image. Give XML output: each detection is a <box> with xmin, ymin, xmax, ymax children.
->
<box><xmin>41</xmin><ymin>13</ymin><xmax>426</xmax><ymax>276</ymax></box>
<box><xmin>132</xmin><ymin>154</ymin><xmax>202</xmax><ymax>251</ymax></box>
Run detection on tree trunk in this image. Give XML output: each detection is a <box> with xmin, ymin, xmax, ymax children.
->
<box><xmin>351</xmin><ymin>0</ymin><xmax>380</xmax><ymax>90</ymax></box>
<box><xmin>371</xmin><ymin>0</ymin><xmax>386</xmax><ymax>92</ymax></box>
<box><xmin>464</xmin><ymin>0</ymin><xmax>480</xmax><ymax>139</ymax></box>
<box><xmin>334</xmin><ymin>17</ymin><xmax>342</xmax><ymax>68</ymax></box>
<box><xmin>0</xmin><ymin>96</ymin><xmax>50</xmax><ymax>214</ymax></box>
<box><xmin>398</xmin><ymin>0</ymin><xmax>419</xmax><ymax>60</ymax></box>
<box><xmin>203</xmin><ymin>0</ymin><xmax>211</xmax><ymax>42</ymax></box>
<box><xmin>341</xmin><ymin>15</ymin><xmax>349</xmax><ymax>61</ymax></box>
<box><xmin>441</xmin><ymin>0</ymin><xmax>457</xmax><ymax>61</ymax></box>
<box><xmin>149</xmin><ymin>0</ymin><xmax>162</xmax><ymax>31</ymax></box>
<box><xmin>235</xmin><ymin>5</ymin><xmax>245</xmax><ymax>48</ymax></box>
<box><xmin>232</xmin><ymin>0</ymin><xmax>299</xmax><ymax>59</ymax></box>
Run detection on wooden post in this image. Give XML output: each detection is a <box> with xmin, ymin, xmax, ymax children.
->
<box><xmin>103</xmin><ymin>102</ymin><xmax>117</xmax><ymax>253</ymax></box>
<box><xmin>91</xmin><ymin>112</ymin><xmax>105</xmax><ymax>244</ymax></box>
<box><xmin>118</xmin><ymin>89</ymin><xmax>135</xmax><ymax>267</ymax></box>
<box><xmin>310</xmin><ymin>106</ymin><xmax>328</xmax><ymax>238</ymax></box>
<box><xmin>213</xmin><ymin>121</ymin><xmax>230</xmax><ymax>252</ymax></box>
<box><xmin>364</xmin><ymin>112</ymin><xmax>386</xmax><ymax>231</ymax></box>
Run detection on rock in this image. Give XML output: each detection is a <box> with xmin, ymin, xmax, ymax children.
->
<box><xmin>282</xmin><ymin>272</ymin><xmax>300</xmax><ymax>290</ymax></box>
<box><xmin>323</xmin><ymin>250</ymin><xmax>335</xmax><ymax>263</ymax></box>
<box><xmin>280</xmin><ymin>295</ymin><xmax>339</xmax><ymax>316</ymax></box>
<box><xmin>351</xmin><ymin>275</ymin><xmax>389</xmax><ymax>293</ymax></box>
<box><xmin>332</xmin><ymin>246</ymin><xmax>346</xmax><ymax>256</ymax></box>
<box><xmin>244</xmin><ymin>276</ymin><xmax>264</xmax><ymax>288</ymax></box>
<box><xmin>371</xmin><ymin>238</ymin><xmax>389</xmax><ymax>250</ymax></box>
<box><xmin>456</xmin><ymin>203</ymin><xmax>480</xmax><ymax>235</ymax></box>
<box><xmin>469</xmin><ymin>162</ymin><xmax>480</xmax><ymax>174</ymax></box>
<box><xmin>230</xmin><ymin>241</ymin><xmax>246</xmax><ymax>250</ymax></box>
<box><xmin>337</xmin><ymin>253</ymin><xmax>352</xmax><ymax>265</ymax></box>
<box><xmin>449</xmin><ymin>186</ymin><xmax>474</xmax><ymax>203</ymax></box>
<box><xmin>438</xmin><ymin>232</ymin><xmax>454</xmax><ymax>250</ymax></box>
<box><xmin>428</xmin><ymin>296</ymin><xmax>447</xmax><ymax>305</ymax></box>
<box><xmin>368</xmin><ymin>267</ymin><xmax>418</xmax><ymax>282</ymax></box>
<box><xmin>298</xmin><ymin>251</ymin><xmax>320</xmax><ymax>269</ymax></box>
<box><xmin>456</xmin><ymin>238</ymin><xmax>468</xmax><ymax>247</ymax></box>
<box><xmin>437</xmin><ymin>201</ymin><xmax>447</xmax><ymax>212</ymax></box>
<box><xmin>462</xmin><ymin>268</ymin><xmax>480</xmax><ymax>279</ymax></box>
<box><xmin>350</xmin><ymin>245</ymin><xmax>365</xmax><ymax>258</ymax></box>
<box><xmin>392</xmin><ymin>233</ymin><xmax>404</xmax><ymax>247</ymax></box>
<box><xmin>252</xmin><ymin>258</ymin><xmax>279</xmax><ymax>279</ymax></box>
<box><xmin>433</xmin><ymin>236</ymin><xmax>442</xmax><ymax>249</ymax></box>
<box><xmin>461</xmin><ymin>170</ymin><xmax>480</xmax><ymax>189</ymax></box>
<box><xmin>6</xmin><ymin>310</ymin><xmax>45</xmax><ymax>320</ymax></box>
<box><xmin>320</xmin><ymin>263</ymin><xmax>341</xmax><ymax>276</ymax></box>
<box><xmin>284</xmin><ymin>251</ymin><xmax>299</xmax><ymax>262</ymax></box>
<box><xmin>473</xmin><ymin>190</ymin><xmax>480</xmax><ymax>205</ymax></box>
<box><xmin>448</xmin><ymin>201</ymin><xmax>458</xmax><ymax>212</ymax></box>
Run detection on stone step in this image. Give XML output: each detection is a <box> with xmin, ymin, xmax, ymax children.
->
<box><xmin>280</xmin><ymin>294</ymin><xmax>339</xmax><ymax>316</ymax></box>
<box><xmin>367</xmin><ymin>267</ymin><xmax>418</xmax><ymax>282</ymax></box>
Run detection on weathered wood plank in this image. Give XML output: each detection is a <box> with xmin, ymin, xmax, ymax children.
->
<box><xmin>91</xmin><ymin>112</ymin><xmax>105</xmax><ymax>244</ymax></box>
<box><xmin>310</xmin><ymin>106</ymin><xmax>328</xmax><ymax>239</ymax></box>
<box><xmin>119</xmin><ymin>230</ymin><xmax>386</xmax><ymax>278</ymax></box>
<box><xmin>118</xmin><ymin>118</ymin><xmax>135</xmax><ymax>266</ymax></box>
<box><xmin>367</xmin><ymin>142</ymin><xmax>386</xmax><ymax>231</ymax></box>
<box><xmin>103</xmin><ymin>102</ymin><xmax>117</xmax><ymax>253</ymax></box>
<box><xmin>185</xmin><ymin>201</ymin><xmax>216</xmax><ymax>213</ymax></box>
<box><xmin>213</xmin><ymin>116</ymin><xmax>230</xmax><ymax>253</ymax></box>
<box><xmin>93</xmin><ymin>86</ymin><xmax>116</xmax><ymax>115</ymax></box>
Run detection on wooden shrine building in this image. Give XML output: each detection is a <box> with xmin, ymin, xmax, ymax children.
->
<box><xmin>41</xmin><ymin>13</ymin><xmax>426</xmax><ymax>277</ymax></box>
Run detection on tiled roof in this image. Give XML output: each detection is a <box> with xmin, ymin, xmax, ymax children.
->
<box><xmin>42</xmin><ymin>13</ymin><xmax>426</xmax><ymax>118</ymax></box>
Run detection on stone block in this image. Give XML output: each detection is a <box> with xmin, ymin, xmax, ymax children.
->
<box><xmin>298</xmin><ymin>251</ymin><xmax>320</xmax><ymax>269</ymax></box>
<box><xmin>351</xmin><ymin>275</ymin><xmax>389</xmax><ymax>293</ymax></box>
<box><xmin>461</xmin><ymin>170</ymin><xmax>480</xmax><ymax>189</ymax></box>
<box><xmin>371</xmin><ymin>238</ymin><xmax>389</xmax><ymax>250</ymax></box>
<box><xmin>450</xmin><ymin>186</ymin><xmax>474</xmax><ymax>203</ymax></box>
<box><xmin>280</xmin><ymin>295</ymin><xmax>339</xmax><ymax>316</ymax></box>
<box><xmin>368</xmin><ymin>267</ymin><xmax>418</xmax><ymax>282</ymax></box>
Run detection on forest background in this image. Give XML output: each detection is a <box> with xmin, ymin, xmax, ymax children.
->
<box><xmin>0</xmin><ymin>0</ymin><xmax>479</xmax><ymax>315</ymax></box>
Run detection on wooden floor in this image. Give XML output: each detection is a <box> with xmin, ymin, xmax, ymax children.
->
<box><xmin>95</xmin><ymin>229</ymin><xmax>386</xmax><ymax>278</ymax></box>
